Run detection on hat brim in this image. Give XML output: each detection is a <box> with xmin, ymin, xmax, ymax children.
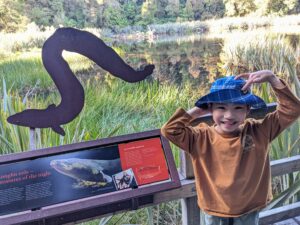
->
<box><xmin>195</xmin><ymin>89</ymin><xmax>267</xmax><ymax>109</ymax></box>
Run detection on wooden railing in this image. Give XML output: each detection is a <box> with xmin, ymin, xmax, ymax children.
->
<box><xmin>67</xmin><ymin>155</ymin><xmax>300</xmax><ymax>225</ymax></box>
<box><xmin>89</xmin><ymin>103</ymin><xmax>300</xmax><ymax>225</ymax></box>
<box><xmin>62</xmin><ymin>103</ymin><xmax>299</xmax><ymax>225</ymax></box>
<box><xmin>179</xmin><ymin>155</ymin><xmax>300</xmax><ymax>225</ymax></box>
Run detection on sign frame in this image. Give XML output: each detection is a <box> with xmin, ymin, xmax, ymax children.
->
<box><xmin>0</xmin><ymin>129</ymin><xmax>180</xmax><ymax>225</ymax></box>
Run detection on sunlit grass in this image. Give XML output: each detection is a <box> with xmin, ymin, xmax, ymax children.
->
<box><xmin>0</xmin><ymin>52</ymin><xmax>94</xmax><ymax>92</ymax></box>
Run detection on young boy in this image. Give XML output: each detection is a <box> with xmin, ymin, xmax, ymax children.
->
<box><xmin>161</xmin><ymin>70</ymin><xmax>300</xmax><ymax>225</ymax></box>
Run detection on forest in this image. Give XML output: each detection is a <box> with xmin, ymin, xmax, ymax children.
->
<box><xmin>1</xmin><ymin>0</ymin><xmax>300</xmax><ymax>33</ymax></box>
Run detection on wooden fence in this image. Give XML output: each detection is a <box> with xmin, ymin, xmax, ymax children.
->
<box><xmin>69</xmin><ymin>153</ymin><xmax>300</xmax><ymax>225</ymax></box>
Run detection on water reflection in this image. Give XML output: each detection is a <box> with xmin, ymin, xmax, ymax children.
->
<box><xmin>111</xmin><ymin>37</ymin><xmax>224</xmax><ymax>91</ymax></box>
<box><xmin>107</xmin><ymin>32</ymin><xmax>300</xmax><ymax>89</ymax></box>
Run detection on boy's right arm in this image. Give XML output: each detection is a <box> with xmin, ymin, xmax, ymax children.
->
<box><xmin>161</xmin><ymin>107</ymin><xmax>210</xmax><ymax>154</ymax></box>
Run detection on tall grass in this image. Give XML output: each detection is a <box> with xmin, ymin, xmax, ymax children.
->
<box><xmin>0</xmin><ymin>73</ymin><xmax>196</xmax><ymax>225</ymax></box>
<box><xmin>1</xmin><ymin>76</ymin><xmax>197</xmax><ymax>154</ymax></box>
<box><xmin>0</xmin><ymin>52</ymin><xmax>95</xmax><ymax>98</ymax></box>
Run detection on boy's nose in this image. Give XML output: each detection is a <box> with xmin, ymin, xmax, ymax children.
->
<box><xmin>224</xmin><ymin>110</ymin><xmax>234</xmax><ymax>119</ymax></box>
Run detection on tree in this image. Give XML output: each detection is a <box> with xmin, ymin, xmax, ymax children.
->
<box><xmin>123</xmin><ymin>1</ymin><xmax>140</xmax><ymax>25</ymax></box>
<box><xmin>165</xmin><ymin>0</ymin><xmax>180</xmax><ymax>19</ymax></box>
<box><xmin>265</xmin><ymin>0</ymin><xmax>298</xmax><ymax>16</ymax></box>
<box><xmin>181</xmin><ymin>0</ymin><xmax>194</xmax><ymax>20</ymax></box>
<box><xmin>0</xmin><ymin>0</ymin><xmax>28</xmax><ymax>32</ymax></box>
<box><xmin>201</xmin><ymin>0</ymin><xmax>225</xmax><ymax>20</ymax></box>
<box><xmin>102</xmin><ymin>5</ymin><xmax>129</xmax><ymax>30</ymax></box>
<box><xmin>224</xmin><ymin>0</ymin><xmax>256</xmax><ymax>16</ymax></box>
<box><xmin>25</xmin><ymin>0</ymin><xmax>65</xmax><ymax>28</ymax></box>
<box><xmin>185</xmin><ymin>0</ymin><xmax>204</xmax><ymax>20</ymax></box>
<box><xmin>140</xmin><ymin>0</ymin><xmax>158</xmax><ymax>25</ymax></box>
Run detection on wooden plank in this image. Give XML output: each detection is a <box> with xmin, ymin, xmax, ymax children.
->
<box><xmin>271</xmin><ymin>155</ymin><xmax>300</xmax><ymax>177</ymax></box>
<box><xmin>13</xmin><ymin>176</ymin><xmax>298</xmax><ymax>225</ymax></box>
<box><xmin>179</xmin><ymin>151</ymin><xmax>194</xmax><ymax>179</ymax></box>
<box><xmin>259</xmin><ymin>202</ymin><xmax>300</xmax><ymax>224</ymax></box>
<box><xmin>153</xmin><ymin>179</ymin><xmax>196</xmax><ymax>204</ymax></box>
<box><xmin>181</xmin><ymin>197</ymin><xmax>200</xmax><ymax>225</ymax></box>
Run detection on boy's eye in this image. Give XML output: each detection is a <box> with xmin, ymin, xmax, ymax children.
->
<box><xmin>216</xmin><ymin>106</ymin><xmax>225</xmax><ymax>110</ymax></box>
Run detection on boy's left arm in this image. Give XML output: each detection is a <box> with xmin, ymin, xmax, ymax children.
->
<box><xmin>263</xmin><ymin>78</ymin><xmax>300</xmax><ymax>140</ymax></box>
<box><xmin>236</xmin><ymin>70</ymin><xmax>300</xmax><ymax>141</ymax></box>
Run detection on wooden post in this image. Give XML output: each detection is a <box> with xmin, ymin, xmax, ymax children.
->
<box><xmin>29</xmin><ymin>128</ymin><xmax>36</xmax><ymax>150</ymax></box>
<box><xmin>180</xmin><ymin>151</ymin><xmax>200</xmax><ymax>225</ymax></box>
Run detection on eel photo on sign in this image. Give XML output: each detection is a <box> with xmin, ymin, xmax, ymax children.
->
<box><xmin>50</xmin><ymin>158</ymin><xmax>121</xmax><ymax>188</ymax></box>
<box><xmin>7</xmin><ymin>27</ymin><xmax>155</xmax><ymax>136</ymax></box>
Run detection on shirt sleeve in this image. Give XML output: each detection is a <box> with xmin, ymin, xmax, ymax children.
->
<box><xmin>161</xmin><ymin>108</ymin><xmax>201</xmax><ymax>154</ymax></box>
<box><xmin>257</xmin><ymin>79</ymin><xmax>300</xmax><ymax>142</ymax></box>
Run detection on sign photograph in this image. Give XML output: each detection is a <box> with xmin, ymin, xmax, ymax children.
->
<box><xmin>0</xmin><ymin>130</ymin><xmax>180</xmax><ymax>224</ymax></box>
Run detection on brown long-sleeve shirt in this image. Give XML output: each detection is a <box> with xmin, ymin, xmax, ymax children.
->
<box><xmin>161</xmin><ymin>81</ymin><xmax>300</xmax><ymax>217</ymax></box>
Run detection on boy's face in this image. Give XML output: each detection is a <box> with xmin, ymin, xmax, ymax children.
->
<box><xmin>211</xmin><ymin>103</ymin><xmax>249</xmax><ymax>135</ymax></box>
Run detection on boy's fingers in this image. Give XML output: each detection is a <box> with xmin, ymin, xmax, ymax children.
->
<box><xmin>241</xmin><ymin>80</ymin><xmax>253</xmax><ymax>91</ymax></box>
<box><xmin>235</xmin><ymin>73</ymin><xmax>250</xmax><ymax>80</ymax></box>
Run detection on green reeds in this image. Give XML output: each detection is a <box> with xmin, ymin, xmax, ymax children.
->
<box><xmin>0</xmin><ymin>75</ymin><xmax>195</xmax><ymax>224</ymax></box>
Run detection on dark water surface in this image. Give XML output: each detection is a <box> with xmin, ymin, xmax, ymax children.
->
<box><xmin>108</xmin><ymin>32</ymin><xmax>300</xmax><ymax>89</ymax></box>
<box><xmin>112</xmin><ymin>36</ymin><xmax>224</xmax><ymax>89</ymax></box>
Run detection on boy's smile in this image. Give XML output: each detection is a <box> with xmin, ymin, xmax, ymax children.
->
<box><xmin>211</xmin><ymin>103</ymin><xmax>249</xmax><ymax>135</ymax></box>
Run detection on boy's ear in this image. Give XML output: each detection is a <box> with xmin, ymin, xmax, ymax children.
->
<box><xmin>208</xmin><ymin>103</ymin><xmax>213</xmax><ymax>112</ymax></box>
<box><xmin>247</xmin><ymin>105</ymin><xmax>251</xmax><ymax>115</ymax></box>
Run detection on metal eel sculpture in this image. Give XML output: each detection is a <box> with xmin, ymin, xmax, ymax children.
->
<box><xmin>7</xmin><ymin>27</ymin><xmax>155</xmax><ymax>136</ymax></box>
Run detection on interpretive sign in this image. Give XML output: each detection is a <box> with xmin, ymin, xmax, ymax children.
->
<box><xmin>0</xmin><ymin>130</ymin><xmax>180</xmax><ymax>225</ymax></box>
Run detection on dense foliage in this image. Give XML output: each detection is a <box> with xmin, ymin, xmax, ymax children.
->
<box><xmin>1</xmin><ymin>0</ymin><xmax>300</xmax><ymax>33</ymax></box>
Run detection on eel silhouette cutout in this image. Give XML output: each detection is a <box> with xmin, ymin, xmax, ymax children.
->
<box><xmin>7</xmin><ymin>27</ymin><xmax>155</xmax><ymax>136</ymax></box>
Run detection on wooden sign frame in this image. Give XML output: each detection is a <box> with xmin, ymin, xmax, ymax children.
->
<box><xmin>0</xmin><ymin>129</ymin><xmax>180</xmax><ymax>225</ymax></box>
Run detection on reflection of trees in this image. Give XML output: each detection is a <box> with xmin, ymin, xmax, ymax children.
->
<box><xmin>112</xmin><ymin>38</ymin><xmax>224</xmax><ymax>88</ymax></box>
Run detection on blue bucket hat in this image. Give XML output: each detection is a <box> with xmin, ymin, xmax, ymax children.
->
<box><xmin>195</xmin><ymin>76</ymin><xmax>266</xmax><ymax>109</ymax></box>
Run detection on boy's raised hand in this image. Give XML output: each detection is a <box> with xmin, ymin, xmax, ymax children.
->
<box><xmin>235</xmin><ymin>70</ymin><xmax>284</xmax><ymax>91</ymax></box>
<box><xmin>187</xmin><ymin>106</ymin><xmax>211</xmax><ymax>118</ymax></box>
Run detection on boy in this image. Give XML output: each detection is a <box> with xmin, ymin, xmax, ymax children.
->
<box><xmin>161</xmin><ymin>70</ymin><xmax>300</xmax><ymax>225</ymax></box>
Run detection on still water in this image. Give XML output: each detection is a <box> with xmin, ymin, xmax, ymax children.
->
<box><xmin>107</xmin><ymin>31</ymin><xmax>299</xmax><ymax>89</ymax></box>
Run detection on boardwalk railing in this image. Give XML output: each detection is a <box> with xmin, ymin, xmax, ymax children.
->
<box><xmin>63</xmin><ymin>154</ymin><xmax>300</xmax><ymax>225</ymax></box>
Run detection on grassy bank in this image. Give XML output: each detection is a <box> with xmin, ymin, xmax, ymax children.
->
<box><xmin>117</xmin><ymin>14</ymin><xmax>300</xmax><ymax>41</ymax></box>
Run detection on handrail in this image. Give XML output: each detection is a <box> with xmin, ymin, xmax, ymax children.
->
<box><xmin>68</xmin><ymin>156</ymin><xmax>300</xmax><ymax>224</ymax></box>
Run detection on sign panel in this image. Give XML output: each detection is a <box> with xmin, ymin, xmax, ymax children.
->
<box><xmin>0</xmin><ymin>131</ymin><xmax>179</xmax><ymax>221</ymax></box>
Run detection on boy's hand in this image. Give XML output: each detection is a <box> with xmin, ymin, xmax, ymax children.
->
<box><xmin>187</xmin><ymin>106</ymin><xmax>211</xmax><ymax>118</ymax></box>
<box><xmin>235</xmin><ymin>70</ymin><xmax>284</xmax><ymax>90</ymax></box>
